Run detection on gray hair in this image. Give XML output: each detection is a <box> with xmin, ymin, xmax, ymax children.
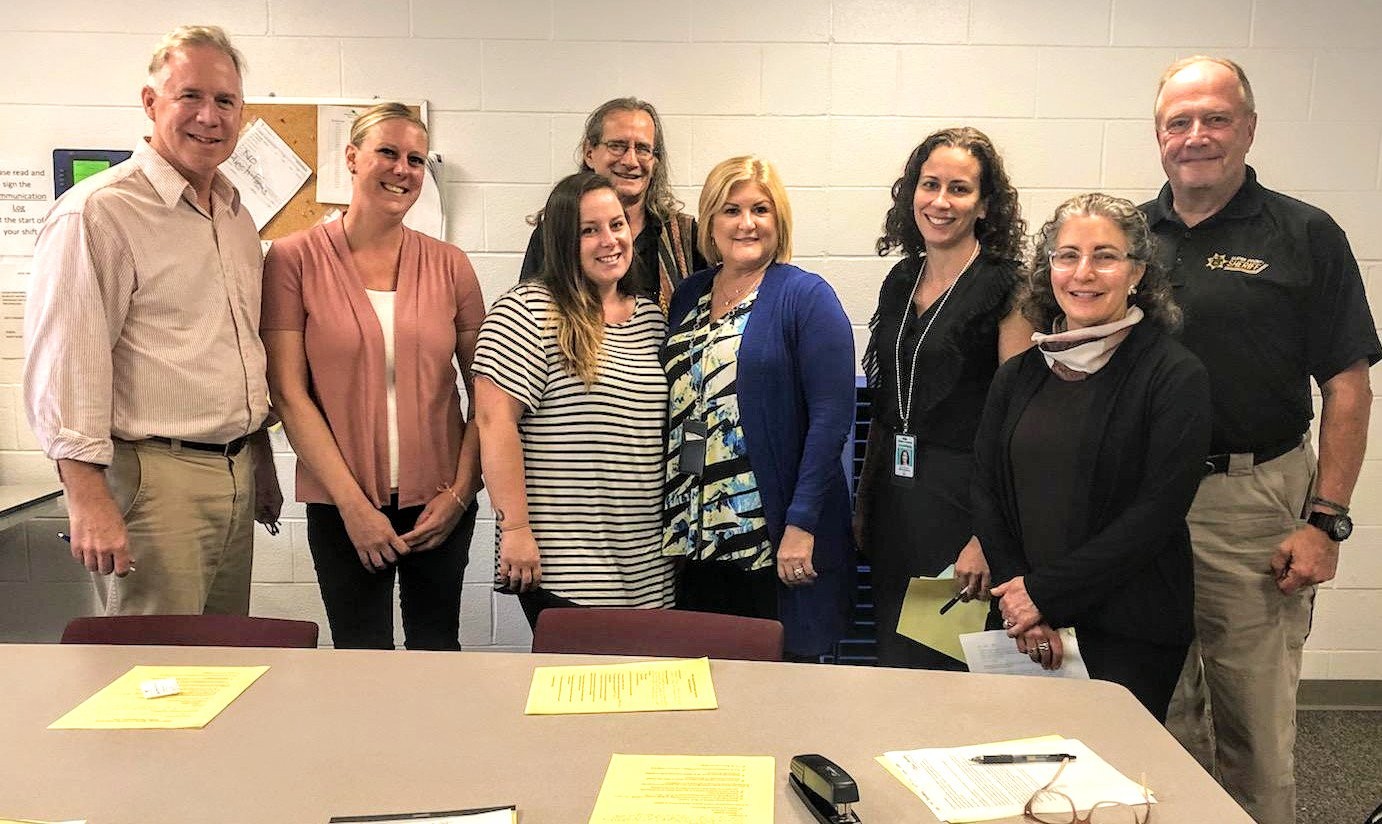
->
<box><xmin>1155</xmin><ymin>55</ymin><xmax>1255</xmax><ymax>116</ymax></box>
<box><xmin>147</xmin><ymin>25</ymin><xmax>245</xmax><ymax>92</ymax></box>
<box><xmin>1020</xmin><ymin>192</ymin><xmax>1181</xmax><ymax>332</ymax></box>
<box><xmin>577</xmin><ymin>97</ymin><xmax>683</xmax><ymax>222</ymax></box>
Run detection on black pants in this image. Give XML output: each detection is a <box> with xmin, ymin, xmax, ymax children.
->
<box><xmin>306</xmin><ymin>497</ymin><xmax>477</xmax><ymax>650</ymax></box>
<box><xmin>675</xmin><ymin>559</ymin><xmax>820</xmax><ymax>663</ymax></box>
<box><xmin>1077</xmin><ymin>626</ymin><xmax>1188</xmax><ymax>723</ymax></box>
<box><xmin>870</xmin><ymin>564</ymin><xmax>968</xmax><ymax>671</ymax></box>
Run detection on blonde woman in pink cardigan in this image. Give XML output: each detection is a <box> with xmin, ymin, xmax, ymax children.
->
<box><xmin>262</xmin><ymin>103</ymin><xmax>485</xmax><ymax>649</ymax></box>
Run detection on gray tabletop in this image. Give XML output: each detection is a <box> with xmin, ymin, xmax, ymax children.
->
<box><xmin>0</xmin><ymin>644</ymin><xmax>1253</xmax><ymax>823</ymax></box>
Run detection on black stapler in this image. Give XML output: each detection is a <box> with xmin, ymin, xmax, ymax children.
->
<box><xmin>789</xmin><ymin>754</ymin><xmax>862</xmax><ymax>823</ymax></box>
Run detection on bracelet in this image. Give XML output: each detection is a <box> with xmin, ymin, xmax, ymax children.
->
<box><xmin>500</xmin><ymin>522</ymin><xmax>531</xmax><ymax>533</ymax></box>
<box><xmin>437</xmin><ymin>483</ymin><xmax>466</xmax><ymax>506</ymax></box>
<box><xmin>1309</xmin><ymin>496</ymin><xmax>1350</xmax><ymax>515</ymax></box>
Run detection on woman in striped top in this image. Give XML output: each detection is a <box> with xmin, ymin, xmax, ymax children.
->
<box><xmin>474</xmin><ymin>172</ymin><xmax>676</xmax><ymax>628</ymax></box>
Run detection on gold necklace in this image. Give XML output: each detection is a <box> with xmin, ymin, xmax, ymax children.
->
<box><xmin>714</xmin><ymin>271</ymin><xmax>765</xmax><ymax>309</ymax></box>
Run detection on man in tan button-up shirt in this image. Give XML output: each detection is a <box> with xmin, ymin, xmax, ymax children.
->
<box><xmin>23</xmin><ymin>25</ymin><xmax>281</xmax><ymax>616</ymax></box>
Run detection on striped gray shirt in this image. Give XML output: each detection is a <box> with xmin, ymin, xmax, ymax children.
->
<box><xmin>473</xmin><ymin>283</ymin><xmax>675</xmax><ymax>608</ymax></box>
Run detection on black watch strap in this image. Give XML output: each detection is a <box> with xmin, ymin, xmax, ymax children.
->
<box><xmin>1307</xmin><ymin>510</ymin><xmax>1353</xmax><ymax>542</ymax></box>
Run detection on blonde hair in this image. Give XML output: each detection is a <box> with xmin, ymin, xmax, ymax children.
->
<box><xmin>349</xmin><ymin>102</ymin><xmax>428</xmax><ymax>147</ymax></box>
<box><xmin>696</xmin><ymin>155</ymin><xmax>793</xmax><ymax>266</ymax></box>
<box><xmin>147</xmin><ymin>25</ymin><xmax>245</xmax><ymax>92</ymax></box>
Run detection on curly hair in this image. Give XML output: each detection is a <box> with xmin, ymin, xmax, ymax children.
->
<box><xmin>1019</xmin><ymin>192</ymin><xmax>1181</xmax><ymax>332</ymax></box>
<box><xmin>876</xmin><ymin>126</ymin><xmax>1025</xmax><ymax>263</ymax></box>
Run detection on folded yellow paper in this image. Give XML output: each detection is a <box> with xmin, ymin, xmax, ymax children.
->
<box><xmin>589</xmin><ymin>754</ymin><xmax>773</xmax><ymax>823</ymax></box>
<box><xmin>49</xmin><ymin>665</ymin><xmax>269</xmax><ymax>730</ymax></box>
<box><xmin>525</xmin><ymin>657</ymin><xmax>717</xmax><ymax>715</ymax></box>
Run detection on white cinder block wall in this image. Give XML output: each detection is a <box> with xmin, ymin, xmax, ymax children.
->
<box><xmin>0</xmin><ymin>1</ymin><xmax>1379</xmax><ymax>677</ymax></box>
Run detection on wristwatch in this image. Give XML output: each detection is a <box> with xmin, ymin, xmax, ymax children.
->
<box><xmin>1306</xmin><ymin>510</ymin><xmax>1353</xmax><ymax>542</ymax></box>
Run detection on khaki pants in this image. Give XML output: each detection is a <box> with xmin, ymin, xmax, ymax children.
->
<box><xmin>93</xmin><ymin>439</ymin><xmax>255</xmax><ymax>615</ymax></box>
<box><xmin>1166</xmin><ymin>442</ymin><xmax>1315</xmax><ymax>824</ymax></box>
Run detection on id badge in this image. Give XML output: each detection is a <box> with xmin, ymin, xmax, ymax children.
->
<box><xmin>893</xmin><ymin>434</ymin><xmax>916</xmax><ymax>480</ymax></box>
<box><xmin>679</xmin><ymin>420</ymin><xmax>708</xmax><ymax>477</ymax></box>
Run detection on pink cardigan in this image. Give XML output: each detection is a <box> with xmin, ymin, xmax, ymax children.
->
<box><xmin>262</xmin><ymin>220</ymin><xmax>485</xmax><ymax>508</ymax></box>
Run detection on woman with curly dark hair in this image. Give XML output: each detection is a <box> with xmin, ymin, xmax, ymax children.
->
<box><xmin>973</xmin><ymin>193</ymin><xmax>1210</xmax><ymax>720</ymax></box>
<box><xmin>855</xmin><ymin>127</ymin><xmax>1033</xmax><ymax>669</ymax></box>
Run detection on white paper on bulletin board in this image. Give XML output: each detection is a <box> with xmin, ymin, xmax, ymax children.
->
<box><xmin>315</xmin><ymin>104</ymin><xmax>364</xmax><ymax>205</ymax></box>
<box><xmin>0</xmin><ymin>155</ymin><xmax>54</xmax><ymax>256</ymax></box>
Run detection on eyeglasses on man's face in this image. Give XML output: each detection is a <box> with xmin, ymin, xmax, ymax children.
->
<box><xmin>1024</xmin><ymin>758</ymin><xmax>1152</xmax><ymax>824</ymax></box>
<box><xmin>1158</xmin><ymin>111</ymin><xmax>1240</xmax><ymax>137</ymax></box>
<box><xmin>1048</xmin><ymin>249</ymin><xmax>1139</xmax><ymax>275</ymax></box>
<box><xmin>596</xmin><ymin>139</ymin><xmax>657</xmax><ymax>161</ymax></box>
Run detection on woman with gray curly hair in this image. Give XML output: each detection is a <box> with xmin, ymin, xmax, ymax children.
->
<box><xmin>971</xmin><ymin>193</ymin><xmax>1211</xmax><ymax>721</ymax></box>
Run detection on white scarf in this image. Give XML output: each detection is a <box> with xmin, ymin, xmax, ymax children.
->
<box><xmin>1031</xmin><ymin>306</ymin><xmax>1144</xmax><ymax>381</ymax></box>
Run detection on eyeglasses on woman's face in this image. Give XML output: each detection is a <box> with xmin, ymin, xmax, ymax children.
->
<box><xmin>1048</xmin><ymin>248</ymin><xmax>1139</xmax><ymax>275</ymax></box>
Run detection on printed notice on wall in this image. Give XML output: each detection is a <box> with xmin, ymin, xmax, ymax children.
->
<box><xmin>0</xmin><ymin>157</ymin><xmax>53</xmax><ymax>256</ymax></box>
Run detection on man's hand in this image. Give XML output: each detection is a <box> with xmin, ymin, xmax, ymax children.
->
<box><xmin>1270</xmin><ymin>524</ymin><xmax>1339</xmax><ymax>595</ymax></box>
<box><xmin>58</xmin><ymin>459</ymin><xmax>133</xmax><ymax>576</ymax></box>
<box><xmin>249</xmin><ymin>431</ymin><xmax>283</xmax><ymax>533</ymax></box>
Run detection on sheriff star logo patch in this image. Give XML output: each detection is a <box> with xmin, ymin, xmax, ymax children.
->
<box><xmin>1206</xmin><ymin>252</ymin><xmax>1268</xmax><ymax>275</ymax></box>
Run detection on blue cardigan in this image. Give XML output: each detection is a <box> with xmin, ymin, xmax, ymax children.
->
<box><xmin>667</xmin><ymin>262</ymin><xmax>857</xmax><ymax>656</ymax></box>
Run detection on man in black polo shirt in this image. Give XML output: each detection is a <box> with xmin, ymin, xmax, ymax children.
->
<box><xmin>1143</xmin><ymin>56</ymin><xmax>1379</xmax><ymax>824</ymax></box>
<box><xmin>519</xmin><ymin>97</ymin><xmax>704</xmax><ymax>311</ymax></box>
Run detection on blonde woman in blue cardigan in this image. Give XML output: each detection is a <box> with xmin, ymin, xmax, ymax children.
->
<box><xmin>662</xmin><ymin>156</ymin><xmax>856</xmax><ymax>660</ymax></box>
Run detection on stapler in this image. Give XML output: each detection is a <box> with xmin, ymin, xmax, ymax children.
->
<box><xmin>789</xmin><ymin>753</ymin><xmax>862</xmax><ymax>823</ymax></box>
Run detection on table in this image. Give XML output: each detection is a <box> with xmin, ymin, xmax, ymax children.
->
<box><xmin>0</xmin><ymin>483</ymin><xmax>62</xmax><ymax>533</ymax></box>
<box><xmin>0</xmin><ymin>644</ymin><xmax>1253</xmax><ymax>823</ymax></box>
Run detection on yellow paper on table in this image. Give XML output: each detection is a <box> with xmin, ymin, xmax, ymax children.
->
<box><xmin>525</xmin><ymin>657</ymin><xmax>717</xmax><ymax>715</ymax></box>
<box><xmin>49</xmin><ymin>665</ymin><xmax>269</xmax><ymax>730</ymax></box>
<box><xmin>589</xmin><ymin>754</ymin><xmax>773</xmax><ymax>824</ymax></box>
<box><xmin>896</xmin><ymin>573</ymin><xmax>988</xmax><ymax>663</ymax></box>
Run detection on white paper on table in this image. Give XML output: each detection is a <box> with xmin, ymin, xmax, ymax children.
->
<box><xmin>959</xmin><ymin>628</ymin><xmax>1090</xmax><ymax>679</ymax></box>
<box><xmin>881</xmin><ymin>737</ymin><xmax>1154</xmax><ymax>823</ymax></box>
<box><xmin>219</xmin><ymin>119</ymin><xmax>311</xmax><ymax>230</ymax></box>
<box><xmin>315</xmin><ymin>105</ymin><xmax>364</xmax><ymax>204</ymax></box>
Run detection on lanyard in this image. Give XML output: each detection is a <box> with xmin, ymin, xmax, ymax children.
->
<box><xmin>893</xmin><ymin>244</ymin><xmax>981</xmax><ymax>432</ymax></box>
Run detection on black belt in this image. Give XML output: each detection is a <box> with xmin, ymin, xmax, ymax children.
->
<box><xmin>145</xmin><ymin>435</ymin><xmax>249</xmax><ymax>457</ymax></box>
<box><xmin>1203</xmin><ymin>437</ymin><xmax>1300</xmax><ymax>476</ymax></box>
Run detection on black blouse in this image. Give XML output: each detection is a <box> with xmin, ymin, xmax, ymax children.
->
<box><xmin>863</xmin><ymin>253</ymin><xmax>1020</xmax><ymax>450</ymax></box>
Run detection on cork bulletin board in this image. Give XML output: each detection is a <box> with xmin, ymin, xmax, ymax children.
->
<box><xmin>240</xmin><ymin>97</ymin><xmax>427</xmax><ymax>240</ymax></box>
